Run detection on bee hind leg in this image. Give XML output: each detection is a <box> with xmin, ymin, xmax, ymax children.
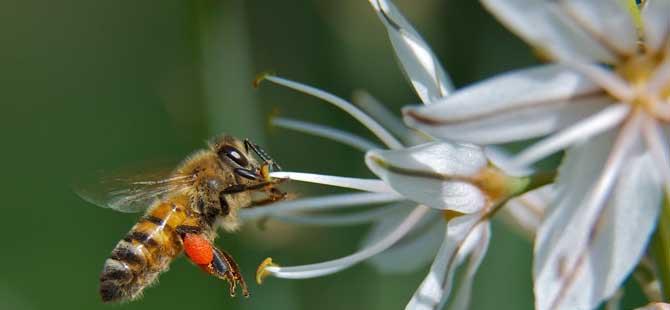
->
<box><xmin>181</xmin><ymin>233</ymin><xmax>249</xmax><ymax>298</ymax></box>
<box><xmin>210</xmin><ymin>247</ymin><xmax>249</xmax><ymax>298</ymax></box>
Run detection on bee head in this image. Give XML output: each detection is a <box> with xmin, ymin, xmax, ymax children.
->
<box><xmin>209</xmin><ymin>134</ymin><xmax>258</xmax><ymax>169</ymax></box>
<box><xmin>209</xmin><ymin>134</ymin><xmax>282</xmax><ymax>183</ymax></box>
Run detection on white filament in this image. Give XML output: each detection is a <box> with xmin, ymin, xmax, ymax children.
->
<box><xmin>240</xmin><ymin>192</ymin><xmax>403</xmax><ymax>219</ymax></box>
<box><xmin>272</xmin><ymin>117</ymin><xmax>381</xmax><ymax>152</ymax></box>
<box><xmin>271</xmin><ymin>206</ymin><xmax>397</xmax><ymax>226</ymax></box>
<box><xmin>561</xmin><ymin>60</ymin><xmax>634</xmax><ymax>101</ymax></box>
<box><xmin>263</xmin><ymin>205</ymin><xmax>430</xmax><ymax>278</ymax></box>
<box><xmin>270</xmin><ymin>171</ymin><xmax>396</xmax><ymax>193</ymax></box>
<box><xmin>265</xmin><ymin>75</ymin><xmax>404</xmax><ymax>149</ymax></box>
<box><xmin>512</xmin><ymin>103</ymin><xmax>630</xmax><ymax>167</ymax></box>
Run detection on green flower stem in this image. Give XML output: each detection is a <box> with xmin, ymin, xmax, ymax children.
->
<box><xmin>652</xmin><ymin>190</ymin><xmax>670</xmax><ymax>301</ymax></box>
<box><xmin>521</xmin><ymin>170</ymin><xmax>557</xmax><ymax>194</ymax></box>
<box><xmin>487</xmin><ymin>170</ymin><xmax>555</xmax><ymax>225</ymax></box>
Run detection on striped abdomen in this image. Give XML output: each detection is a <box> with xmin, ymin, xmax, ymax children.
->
<box><xmin>100</xmin><ymin>195</ymin><xmax>190</xmax><ymax>302</ymax></box>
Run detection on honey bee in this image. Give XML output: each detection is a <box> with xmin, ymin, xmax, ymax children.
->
<box><xmin>77</xmin><ymin>135</ymin><xmax>286</xmax><ymax>303</ymax></box>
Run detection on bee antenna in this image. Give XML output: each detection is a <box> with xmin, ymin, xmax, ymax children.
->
<box><xmin>244</xmin><ymin>139</ymin><xmax>282</xmax><ymax>171</ymax></box>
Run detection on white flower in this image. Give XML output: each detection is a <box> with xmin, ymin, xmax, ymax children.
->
<box><xmin>246</xmin><ymin>0</ymin><xmax>557</xmax><ymax>308</ymax></box>
<box><xmin>248</xmin><ymin>73</ymin><xmax>521</xmax><ymax>286</ymax></box>
<box><xmin>402</xmin><ymin>1</ymin><xmax>670</xmax><ymax>309</ymax></box>
<box><xmin>249</xmin><ymin>73</ymin><xmax>547</xmax><ymax>309</ymax></box>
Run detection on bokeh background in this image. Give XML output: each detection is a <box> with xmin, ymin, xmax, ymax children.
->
<box><xmin>0</xmin><ymin>0</ymin><xmax>648</xmax><ymax>309</ymax></box>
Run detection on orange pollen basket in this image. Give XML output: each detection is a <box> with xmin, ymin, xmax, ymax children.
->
<box><xmin>183</xmin><ymin>233</ymin><xmax>214</xmax><ymax>265</ymax></box>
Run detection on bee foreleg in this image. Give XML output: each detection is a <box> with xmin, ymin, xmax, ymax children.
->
<box><xmin>250</xmin><ymin>187</ymin><xmax>288</xmax><ymax>207</ymax></box>
<box><xmin>220</xmin><ymin>178</ymin><xmax>284</xmax><ymax>195</ymax></box>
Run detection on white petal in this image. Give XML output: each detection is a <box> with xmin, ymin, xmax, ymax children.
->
<box><xmin>368</xmin><ymin>142</ymin><xmax>487</xmax><ymax>176</ymax></box>
<box><xmin>512</xmin><ymin>103</ymin><xmax>630</xmax><ymax>167</ymax></box>
<box><xmin>403</xmin><ymin>65</ymin><xmax>609</xmax><ymax>144</ymax></box>
<box><xmin>642</xmin><ymin>0</ymin><xmax>670</xmax><ymax>53</ymax></box>
<box><xmin>534</xmin><ymin>119</ymin><xmax>661</xmax><ymax>310</ymax></box>
<box><xmin>647</xmin><ymin>50</ymin><xmax>670</xmax><ymax>95</ymax></box>
<box><xmin>405</xmin><ymin>214</ymin><xmax>489</xmax><ymax>310</ymax></box>
<box><xmin>653</xmin><ymin>98</ymin><xmax>670</xmax><ymax>121</ymax></box>
<box><xmin>481</xmin><ymin>0</ymin><xmax>617</xmax><ymax>63</ymax></box>
<box><xmin>362</xmin><ymin>206</ymin><xmax>445</xmax><ymax>274</ymax></box>
<box><xmin>601</xmin><ymin>153</ymin><xmax>661</xmax><ymax>297</ymax></box>
<box><xmin>368</xmin><ymin>0</ymin><xmax>453</xmax><ymax>103</ymax></box>
<box><xmin>558</xmin><ymin>0</ymin><xmax>638</xmax><ymax>57</ymax></box>
<box><xmin>447</xmin><ymin>222</ymin><xmax>491</xmax><ymax>310</ymax></box>
<box><xmin>366</xmin><ymin>142</ymin><xmax>488</xmax><ymax>212</ymax></box>
<box><xmin>407</xmin><ymin>97</ymin><xmax>610</xmax><ymax>145</ymax></box>
<box><xmin>408</xmin><ymin>65</ymin><xmax>599</xmax><ymax>120</ymax></box>
<box><xmin>534</xmin><ymin>134</ymin><xmax>611</xmax><ymax>310</ymax></box>
<box><xmin>643</xmin><ymin>120</ymin><xmax>670</xmax><ymax>188</ymax></box>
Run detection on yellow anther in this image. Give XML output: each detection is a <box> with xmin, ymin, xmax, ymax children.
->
<box><xmin>256</xmin><ymin>257</ymin><xmax>279</xmax><ymax>284</ymax></box>
<box><xmin>252</xmin><ymin>72</ymin><xmax>274</xmax><ymax>88</ymax></box>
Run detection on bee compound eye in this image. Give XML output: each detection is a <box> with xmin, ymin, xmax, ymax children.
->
<box><xmin>219</xmin><ymin>145</ymin><xmax>249</xmax><ymax>167</ymax></box>
<box><xmin>234</xmin><ymin>168</ymin><xmax>259</xmax><ymax>181</ymax></box>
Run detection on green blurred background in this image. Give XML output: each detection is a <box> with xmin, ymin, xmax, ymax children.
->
<box><xmin>0</xmin><ymin>0</ymin><xmax>647</xmax><ymax>309</ymax></box>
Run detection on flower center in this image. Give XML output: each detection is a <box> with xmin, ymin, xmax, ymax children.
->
<box><xmin>615</xmin><ymin>53</ymin><xmax>670</xmax><ymax>120</ymax></box>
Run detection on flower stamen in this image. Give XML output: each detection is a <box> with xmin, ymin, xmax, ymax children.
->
<box><xmin>271</xmin><ymin>117</ymin><xmax>381</xmax><ymax>152</ymax></box>
<box><xmin>240</xmin><ymin>192</ymin><xmax>404</xmax><ymax>219</ymax></box>
<box><xmin>271</xmin><ymin>206</ymin><xmax>397</xmax><ymax>226</ymax></box>
<box><xmin>256</xmin><ymin>205</ymin><xmax>430</xmax><ymax>280</ymax></box>
<box><xmin>257</xmin><ymin>74</ymin><xmax>404</xmax><ymax>149</ymax></box>
<box><xmin>563</xmin><ymin>60</ymin><xmax>635</xmax><ymax>101</ymax></box>
<box><xmin>256</xmin><ymin>257</ymin><xmax>278</xmax><ymax>284</ymax></box>
<box><xmin>512</xmin><ymin>103</ymin><xmax>631</xmax><ymax>167</ymax></box>
<box><xmin>269</xmin><ymin>171</ymin><xmax>397</xmax><ymax>193</ymax></box>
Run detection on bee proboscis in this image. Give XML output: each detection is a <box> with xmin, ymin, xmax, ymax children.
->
<box><xmin>77</xmin><ymin>135</ymin><xmax>286</xmax><ymax>303</ymax></box>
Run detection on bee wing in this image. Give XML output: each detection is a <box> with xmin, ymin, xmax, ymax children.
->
<box><xmin>75</xmin><ymin>169</ymin><xmax>196</xmax><ymax>213</ymax></box>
